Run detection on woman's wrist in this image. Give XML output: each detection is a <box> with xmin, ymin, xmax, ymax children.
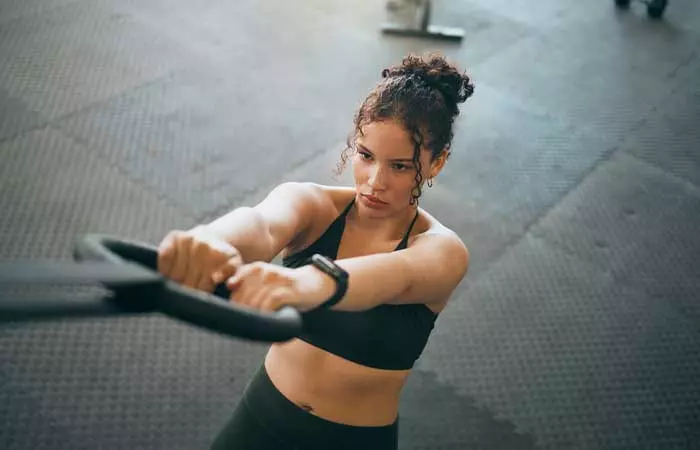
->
<box><xmin>293</xmin><ymin>265</ymin><xmax>337</xmax><ymax>310</ymax></box>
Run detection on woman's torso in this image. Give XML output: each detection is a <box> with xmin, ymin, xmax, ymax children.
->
<box><xmin>264</xmin><ymin>186</ymin><xmax>449</xmax><ymax>427</ymax></box>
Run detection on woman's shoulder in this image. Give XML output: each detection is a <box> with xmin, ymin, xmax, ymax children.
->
<box><xmin>292</xmin><ymin>183</ymin><xmax>355</xmax><ymax>214</ymax></box>
<box><xmin>271</xmin><ymin>182</ymin><xmax>352</xmax><ymax>210</ymax></box>
<box><xmin>413</xmin><ymin>207</ymin><xmax>464</xmax><ymax>246</ymax></box>
<box><xmin>410</xmin><ymin>208</ymin><xmax>469</xmax><ymax>273</ymax></box>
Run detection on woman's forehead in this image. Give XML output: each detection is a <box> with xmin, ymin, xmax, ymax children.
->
<box><xmin>359</xmin><ymin>121</ymin><xmax>416</xmax><ymax>157</ymax></box>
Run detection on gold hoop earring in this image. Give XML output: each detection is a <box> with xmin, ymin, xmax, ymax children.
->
<box><xmin>427</xmin><ymin>178</ymin><xmax>433</xmax><ymax>188</ymax></box>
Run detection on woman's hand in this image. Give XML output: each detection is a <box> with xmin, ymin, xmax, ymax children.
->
<box><xmin>157</xmin><ymin>226</ymin><xmax>243</xmax><ymax>293</ymax></box>
<box><xmin>225</xmin><ymin>262</ymin><xmax>335</xmax><ymax>313</ymax></box>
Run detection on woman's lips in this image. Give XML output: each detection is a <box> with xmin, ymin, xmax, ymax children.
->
<box><xmin>362</xmin><ymin>194</ymin><xmax>388</xmax><ymax>207</ymax></box>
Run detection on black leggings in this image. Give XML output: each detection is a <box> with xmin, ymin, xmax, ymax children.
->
<box><xmin>209</xmin><ymin>364</ymin><xmax>399</xmax><ymax>450</ymax></box>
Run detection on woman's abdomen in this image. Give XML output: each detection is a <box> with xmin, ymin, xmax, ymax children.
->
<box><xmin>264</xmin><ymin>339</ymin><xmax>408</xmax><ymax>426</ymax></box>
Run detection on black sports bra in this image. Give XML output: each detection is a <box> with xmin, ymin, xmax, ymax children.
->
<box><xmin>282</xmin><ymin>198</ymin><xmax>438</xmax><ymax>371</ymax></box>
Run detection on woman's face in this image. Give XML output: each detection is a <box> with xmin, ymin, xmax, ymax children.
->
<box><xmin>351</xmin><ymin>120</ymin><xmax>445</xmax><ymax>217</ymax></box>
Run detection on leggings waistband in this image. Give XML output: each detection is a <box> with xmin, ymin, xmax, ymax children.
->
<box><xmin>243</xmin><ymin>364</ymin><xmax>399</xmax><ymax>449</ymax></box>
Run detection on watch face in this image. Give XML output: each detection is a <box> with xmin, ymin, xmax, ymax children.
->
<box><xmin>312</xmin><ymin>254</ymin><xmax>348</xmax><ymax>279</ymax></box>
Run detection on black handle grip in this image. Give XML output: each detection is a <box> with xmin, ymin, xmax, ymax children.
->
<box><xmin>73</xmin><ymin>234</ymin><xmax>303</xmax><ymax>342</ymax></box>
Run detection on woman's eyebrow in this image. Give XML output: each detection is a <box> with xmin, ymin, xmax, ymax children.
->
<box><xmin>357</xmin><ymin>144</ymin><xmax>414</xmax><ymax>162</ymax></box>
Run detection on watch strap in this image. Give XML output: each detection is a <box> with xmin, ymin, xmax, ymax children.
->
<box><xmin>310</xmin><ymin>254</ymin><xmax>348</xmax><ymax>309</ymax></box>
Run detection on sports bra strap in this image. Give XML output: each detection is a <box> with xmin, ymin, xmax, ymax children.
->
<box><xmin>397</xmin><ymin>210</ymin><xmax>420</xmax><ymax>249</ymax></box>
<box><xmin>340</xmin><ymin>198</ymin><xmax>355</xmax><ymax>217</ymax></box>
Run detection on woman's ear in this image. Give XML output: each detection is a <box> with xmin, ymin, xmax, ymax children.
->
<box><xmin>429</xmin><ymin>150</ymin><xmax>449</xmax><ymax>178</ymax></box>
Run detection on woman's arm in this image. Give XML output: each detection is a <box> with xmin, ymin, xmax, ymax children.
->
<box><xmin>225</xmin><ymin>231</ymin><xmax>469</xmax><ymax>313</ymax></box>
<box><xmin>296</xmin><ymin>231</ymin><xmax>469</xmax><ymax>311</ymax></box>
<box><xmin>200</xmin><ymin>182</ymin><xmax>322</xmax><ymax>263</ymax></box>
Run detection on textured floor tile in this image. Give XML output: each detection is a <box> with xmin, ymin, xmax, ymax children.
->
<box><xmin>621</xmin><ymin>55</ymin><xmax>700</xmax><ymax>187</ymax></box>
<box><xmin>0</xmin><ymin>1</ymin><xmax>198</xmax><ymax>120</ymax></box>
<box><xmin>473</xmin><ymin>15</ymin><xmax>698</xmax><ymax>143</ymax></box>
<box><xmin>0</xmin><ymin>0</ymin><xmax>81</xmax><ymax>25</ymax></box>
<box><xmin>422</xmin><ymin>83</ymin><xmax>613</xmax><ymax>275</ymax></box>
<box><xmin>421</xmin><ymin>233</ymin><xmax>700</xmax><ymax>450</ymax></box>
<box><xmin>0</xmin><ymin>87</ymin><xmax>47</xmax><ymax>143</ymax></box>
<box><xmin>531</xmin><ymin>151</ymin><xmax>700</xmax><ymax>322</ymax></box>
<box><xmin>0</xmin><ymin>126</ymin><xmax>194</xmax><ymax>259</ymax></box>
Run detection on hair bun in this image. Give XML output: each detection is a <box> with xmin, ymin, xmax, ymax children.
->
<box><xmin>382</xmin><ymin>53</ymin><xmax>474</xmax><ymax>113</ymax></box>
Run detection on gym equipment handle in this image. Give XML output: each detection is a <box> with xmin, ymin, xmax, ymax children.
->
<box><xmin>0</xmin><ymin>234</ymin><xmax>303</xmax><ymax>343</ymax></box>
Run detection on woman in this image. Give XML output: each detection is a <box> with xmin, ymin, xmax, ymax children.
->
<box><xmin>157</xmin><ymin>53</ymin><xmax>475</xmax><ymax>450</ymax></box>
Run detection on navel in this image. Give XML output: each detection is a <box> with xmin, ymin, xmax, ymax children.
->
<box><xmin>297</xmin><ymin>402</ymin><xmax>315</xmax><ymax>413</ymax></box>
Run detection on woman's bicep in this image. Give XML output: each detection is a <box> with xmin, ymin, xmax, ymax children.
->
<box><xmin>252</xmin><ymin>182</ymin><xmax>321</xmax><ymax>257</ymax></box>
<box><xmin>390</xmin><ymin>232</ymin><xmax>470</xmax><ymax>305</ymax></box>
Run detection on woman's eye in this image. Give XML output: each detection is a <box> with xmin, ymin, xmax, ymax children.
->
<box><xmin>359</xmin><ymin>151</ymin><xmax>372</xmax><ymax>160</ymax></box>
<box><xmin>392</xmin><ymin>163</ymin><xmax>409</xmax><ymax>171</ymax></box>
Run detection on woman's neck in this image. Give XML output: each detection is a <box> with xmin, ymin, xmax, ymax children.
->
<box><xmin>345</xmin><ymin>199</ymin><xmax>418</xmax><ymax>242</ymax></box>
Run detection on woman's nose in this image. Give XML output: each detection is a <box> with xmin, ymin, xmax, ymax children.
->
<box><xmin>368</xmin><ymin>165</ymin><xmax>387</xmax><ymax>190</ymax></box>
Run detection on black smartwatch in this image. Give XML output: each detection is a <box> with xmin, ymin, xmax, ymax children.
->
<box><xmin>310</xmin><ymin>254</ymin><xmax>349</xmax><ymax>309</ymax></box>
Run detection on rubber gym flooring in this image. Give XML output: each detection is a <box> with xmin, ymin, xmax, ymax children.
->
<box><xmin>1</xmin><ymin>1</ymin><xmax>699</xmax><ymax>449</ymax></box>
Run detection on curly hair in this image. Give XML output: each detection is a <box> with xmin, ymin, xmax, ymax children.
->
<box><xmin>336</xmin><ymin>53</ymin><xmax>475</xmax><ymax>205</ymax></box>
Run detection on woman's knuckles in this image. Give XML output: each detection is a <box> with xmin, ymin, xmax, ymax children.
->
<box><xmin>158</xmin><ymin>228</ymin><xmax>247</xmax><ymax>292</ymax></box>
<box><xmin>183</xmin><ymin>270</ymin><xmax>201</xmax><ymax>288</ymax></box>
<box><xmin>196</xmin><ymin>276</ymin><xmax>216</xmax><ymax>293</ymax></box>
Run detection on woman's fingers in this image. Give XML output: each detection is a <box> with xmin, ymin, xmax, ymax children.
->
<box><xmin>259</xmin><ymin>288</ymin><xmax>290</xmax><ymax>312</ymax></box>
<box><xmin>225</xmin><ymin>263</ymin><xmax>255</xmax><ymax>297</ymax></box>
<box><xmin>157</xmin><ymin>231</ymin><xmax>179</xmax><ymax>276</ymax></box>
<box><xmin>156</xmin><ymin>227</ymin><xmax>245</xmax><ymax>293</ymax></box>
<box><xmin>245</xmin><ymin>285</ymin><xmax>273</xmax><ymax>310</ymax></box>
<box><xmin>183</xmin><ymin>263</ymin><xmax>203</xmax><ymax>290</ymax></box>
<box><xmin>202</xmin><ymin>263</ymin><xmax>236</xmax><ymax>293</ymax></box>
<box><xmin>211</xmin><ymin>254</ymin><xmax>243</xmax><ymax>286</ymax></box>
<box><xmin>196</xmin><ymin>271</ymin><xmax>217</xmax><ymax>293</ymax></box>
<box><xmin>183</xmin><ymin>240</ymin><xmax>212</xmax><ymax>289</ymax></box>
<box><xmin>225</xmin><ymin>263</ymin><xmax>295</xmax><ymax>312</ymax></box>
<box><xmin>170</xmin><ymin>236</ymin><xmax>191</xmax><ymax>284</ymax></box>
